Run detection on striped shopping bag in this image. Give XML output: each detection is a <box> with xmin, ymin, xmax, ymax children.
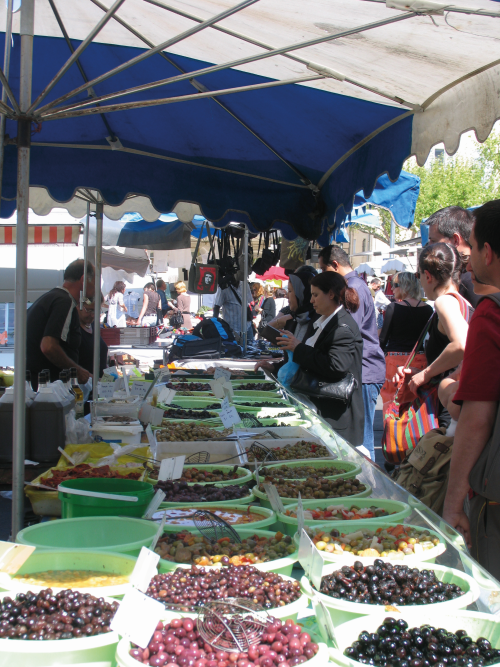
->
<box><xmin>382</xmin><ymin>381</ymin><xmax>441</xmax><ymax>464</ymax></box>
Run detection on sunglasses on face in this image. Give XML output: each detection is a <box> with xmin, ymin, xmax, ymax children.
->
<box><xmin>415</xmin><ymin>272</ymin><xmax>421</xmax><ymax>279</ymax></box>
<box><xmin>393</xmin><ymin>282</ymin><xmax>399</xmax><ymax>288</ymax></box>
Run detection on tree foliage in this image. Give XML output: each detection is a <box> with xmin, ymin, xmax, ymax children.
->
<box><xmin>352</xmin><ymin>129</ymin><xmax>500</xmax><ymax>239</ymax></box>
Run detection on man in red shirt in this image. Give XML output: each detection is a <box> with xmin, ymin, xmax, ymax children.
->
<box><xmin>443</xmin><ymin>200</ymin><xmax>500</xmax><ymax>578</ymax></box>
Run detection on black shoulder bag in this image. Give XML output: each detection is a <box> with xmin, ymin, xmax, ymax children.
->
<box><xmin>290</xmin><ymin>323</ymin><xmax>358</xmax><ymax>405</ymax></box>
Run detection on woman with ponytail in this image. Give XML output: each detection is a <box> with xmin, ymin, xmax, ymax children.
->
<box><xmin>277</xmin><ymin>271</ymin><xmax>364</xmax><ymax>446</ymax></box>
<box><xmin>394</xmin><ymin>242</ymin><xmax>473</xmax><ymax>402</ymax></box>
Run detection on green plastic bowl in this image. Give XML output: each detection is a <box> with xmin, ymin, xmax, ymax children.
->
<box><xmin>16</xmin><ymin>516</ymin><xmax>159</xmax><ymax>557</ymax></box>
<box><xmin>257</xmin><ymin>459</ymin><xmax>362</xmax><ymax>482</ymax></box>
<box><xmin>277</xmin><ymin>498</ymin><xmax>411</xmax><ymax>536</ymax></box>
<box><xmin>292</xmin><ymin>521</ymin><xmax>446</xmax><ymax>565</ymax></box>
<box><xmin>150</xmin><ymin>465</ymin><xmax>253</xmax><ymax>487</ymax></box>
<box><xmin>158</xmin><ymin>503</ymin><xmax>277</xmax><ymax>531</ymax></box>
<box><xmin>157</xmin><ymin>527</ymin><xmax>298</xmax><ymax>576</ymax></box>
<box><xmin>116</xmin><ymin>623</ymin><xmax>330</xmax><ymax>667</ymax></box>
<box><xmin>0</xmin><ymin>549</ymin><xmax>137</xmax><ymax>598</ymax></box>
<box><xmin>58</xmin><ymin>478</ymin><xmax>154</xmax><ymax>519</ymax></box>
<box><xmin>302</xmin><ymin>561</ymin><xmax>480</xmax><ymax>629</ymax></box>
<box><xmin>252</xmin><ymin>484</ymin><xmax>372</xmax><ymax>509</ymax></box>
<box><xmin>159</xmin><ymin>490</ymin><xmax>255</xmax><ymax>509</ymax></box>
<box><xmin>326</xmin><ymin>610</ymin><xmax>498</xmax><ymax>660</ymax></box>
<box><xmin>0</xmin><ymin>592</ymin><xmax>119</xmax><ymax>667</ymax></box>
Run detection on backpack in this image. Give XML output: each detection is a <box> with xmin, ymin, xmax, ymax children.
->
<box><xmin>168</xmin><ymin>334</ymin><xmax>222</xmax><ymax>361</ymax></box>
<box><xmin>192</xmin><ymin>316</ymin><xmax>235</xmax><ymax>342</ymax></box>
<box><xmin>393</xmin><ymin>427</ymin><xmax>453</xmax><ymax>516</ymax></box>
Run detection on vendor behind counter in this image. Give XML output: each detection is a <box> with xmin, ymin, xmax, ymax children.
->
<box><xmin>77</xmin><ymin>294</ymin><xmax>108</xmax><ymax>379</ymax></box>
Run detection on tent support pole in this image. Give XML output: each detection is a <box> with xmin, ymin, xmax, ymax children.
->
<box><xmin>92</xmin><ymin>202</ymin><xmax>103</xmax><ymax>404</ymax></box>
<box><xmin>390</xmin><ymin>219</ymin><xmax>395</xmax><ymax>258</ymax></box>
<box><xmin>241</xmin><ymin>226</ymin><xmax>249</xmax><ymax>353</ymax></box>
<box><xmin>12</xmin><ymin>0</ymin><xmax>34</xmax><ymax>541</ymax></box>
<box><xmin>81</xmin><ymin>202</ymin><xmax>90</xmax><ymax>308</ymax></box>
<box><xmin>0</xmin><ymin>0</ymin><xmax>14</xmax><ymax>209</ymax></box>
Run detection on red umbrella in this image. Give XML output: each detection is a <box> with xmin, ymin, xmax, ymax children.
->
<box><xmin>255</xmin><ymin>266</ymin><xmax>288</xmax><ymax>282</ymax></box>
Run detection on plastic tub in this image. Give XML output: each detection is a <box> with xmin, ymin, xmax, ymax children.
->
<box><xmin>252</xmin><ymin>484</ymin><xmax>372</xmax><ymax>509</ymax></box>
<box><xmin>149</xmin><ymin>573</ymin><xmax>309</xmax><ymax>623</ymax></box>
<box><xmin>0</xmin><ymin>592</ymin><xmax>119</xmax><ymax>667</ymax></box>
<box><xmin>59</xmin><ymin>478</ymin><xmax>155</xmax><ymax>519</ymax></box>
<box><xmin>116</xmin><ymin>624</ymin><xmax>330</xmax><ymax>667</ymax></box>
<box><xmin>156</xmin><ymin>527</ymin><xmax>298</xmax><ymax>576</ymax></box>
<box><xmin>159</xmin><ymin>490</ymin><xmax>255</xmax><ymax>509</ymax></box>
<box><xmin>158</xmin><ymin>504</ymin><xmax>277</xmax><ymax>531</ymax></box>
<box><xmin>150</xmin><ymin>464</ymin><xmax>253</xmax><ymax>487</ymax></box>
<box><xmin>92</xmin><ymin>395</ymin><xmax>143</xmax><ymax>420</ymax></box>
<box><xmin>16</xmin><ymin>516</ymin><xmax>159</xmax><ymax>556</ymax></box>
<box><xmin>277</xmin><ymin>498</ymin><xmax>411</xmax><ymax>536</ymax></box>
<box><xmin>258</xmin><ymin>459</ymin><xmax>362</xmax><ymax>482</ymax></box>
<box><xmin>292</xmin><ymin>521</ymin><xmax>446</xmax><ymax>565</ymax></box>
<box><xmin>327</xmin><ymin>610</ymin><xmax>500</xmax><ymax>665</ymax></box>
<box><xmin>0</xmin><ymin>549</ymin><xmax>136</xmax><ymax>598</ymax></box>
<box><xmin>301</xmin><ymin>561</ymin><xmax>479</xmax><ymax>628</ymax></box>
<box><xmin>91</xmin><ymin>420</ymin><xmax>143</xmax><ymax>445</ymax></box>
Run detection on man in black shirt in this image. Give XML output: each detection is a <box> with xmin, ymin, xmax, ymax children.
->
<box><xmin>426</xmin><ymin>206</ymin><xmax>480</xmax><ymax>308</ymax></box>
<box><xmin>26</xmin><ymin>259</ymin><xmax>95</xmax><ymax>389</ymax></box>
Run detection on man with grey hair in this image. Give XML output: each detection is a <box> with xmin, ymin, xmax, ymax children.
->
<box><xmin>26</xmin><ymin>259</ymin><xmax>95</xmax><ymax>389</ymax></box>
<box><xmin>426</xmin><ymin>206</ymin><xmax>479</xmax><ymax>307</ymax></box>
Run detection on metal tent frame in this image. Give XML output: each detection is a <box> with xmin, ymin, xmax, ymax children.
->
<box><xmin>4</xmin><ymin>0</ymin><xmax>500</xmax><ymax>538</ymax></box>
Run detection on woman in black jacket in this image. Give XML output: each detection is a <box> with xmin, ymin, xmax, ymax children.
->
<box><xmin>276</xmin><ymin>271</ymin><xmax>364</xmax><ymax>446</ymax></box>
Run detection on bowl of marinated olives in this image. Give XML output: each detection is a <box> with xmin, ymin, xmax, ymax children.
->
<box><xmin>148</xmin><ymin>465</ymin><xmax>253</xmax><ymax>487</ymax></box>
<box><xmin>246</xmin><ymin>440</ymin><xmax>332</xmax><ymax>464</ymax></box>
<box><xmin>292</xmin><ymin>522</ymin><xmax>446</xmax><ymax>564</ymax></box>
<box><xmin>327</xmin><ymin>611</ymin><xmax>500</xmax><ymax>667</ymax></box>
<box><xmin>156</xmin><ymin>481</ymin><xmax>254</xmax><ymax>507</ymax></box>
<box><xmin>157</xmin><ymin>504</ymin><xmax>277</xmax><ymax>532</ymax></box>
<box><xmin>155</xmin><ymin>528</ymin><xmax>298</xmax><ymax>576</ymax></box>
<box><xmin>252</xmin><ymin>477</ymin><xmax>371</xmax><ymax>508</ymax></box>
<box><xmin>257</xmin><ymin>459</ymin><xmax>362</xmax><ymax>482</ymax></box>
<box><xmin>145</xmin><ymin>564</ymin><xmax>308</xmax><ymax>622</ymax></box>
<box><xmin>0</xmin><ymin>590</ymin><xmax>120</xmax><ymax>666</ymax></box>
<box><xmin>278</xmin><ymin>499</ymin><xmax>411</xmax><ymax>536</ymax></box>
<box><xmin>301</xmin><ymin>560</ymin><xmax>479</xmax><ymax>627</ymax></box>
<box><xmin>117</xmin><ymin>614</ymin><xmax>330</xmax><ymax>667</ymax></box>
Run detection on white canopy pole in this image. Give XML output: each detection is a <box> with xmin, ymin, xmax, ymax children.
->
<box><xmin>241</xmin><ymin>226</ymin><xmax>249</xmax><ymax>353</ymax></box>
<box><xmin>0</xmin><ymin>0</ymin><xmax>13</xmax><ymax>206</ymax></box>
<box><xmin>81</xmin><ymin>201</ymin><xmax>90</xmax><ymax>308</ymax></box>
<box><xmin>92</xmin><ymin>201</ymin><xmax>103</xmax><ymax>404</ymax></box>
<box><xmin>12</xmin><ymin>0</ymin><xmax>34</xmax><ymax>540</ymax></box>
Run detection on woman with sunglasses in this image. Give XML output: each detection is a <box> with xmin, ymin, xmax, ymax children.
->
<box><xmin>393</xmin><ymin>243</ymin><xmax>473</xmax><ymax>408</ymax></box>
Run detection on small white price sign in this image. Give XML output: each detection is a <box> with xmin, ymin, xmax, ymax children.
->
<box><xmin>145</xmin><ymin>424</ymin><xmax>156</xmax><ymax>449</ymax></box>
<box><xmin>142</xmin><ymin>489</ymin><xmax>166</xmax><ymax>520</ymax></box>
<box><xmin>214</xmin><ymin>367</ymin><xmax>231</xmax><ymax>381</ymax></box>
<box><xmin>98</xmin><ymin>381</ymin><xmax>115</xmax><ymax>399</ymax></box>
<box><xmin>110</xmin><ymin>588</ymin><xmax>164</xmax><ymax>649</ymax></box>
<box><xmin>150</xmin><ymin>511</ymin><xmax>167</xmax><ymax>552</ymax></box>
<box><xmin>219</xmin><ymin>403</ymin><xmax>241</xmax><ymax>429</ymax></box>
<box><xmin>316</xmin><ymin>600</ymin><xmax>338</xmax><ymax>648</ymax></box>
<box><xmin>262</xmin><ymin>483</ymin><xmax>285</xmax><ymax>515</ymax></box>
<box><xmin>129</xmin><ymin>546</ymin><xmax>160</xmax><ymax>593</ymax></box>
<box><xmin>158</xmin><ymin>455</ymin><xmax>185</xmax><ymax>481</ymax></box>
<box><xmin>297</xmin><ymin>493</ymin><xmax>305</xmax><ymax>537</ymax></box>
<box><xmin>298</xmin><ymin>529</ymin><xmax>324</xmax><ymax>590</ymax></box>
<box><xmin>158</xmin><ymin>387</ymin><xmax>177</xmax><ymax>406</ymax></box>
<box><xmin>131</xmin><ymin>381</ymin><xmax>150</xmax><ymax>398</ymax></box>
<box><xmin>209</xmin><ymin>379</ymin><xmax>225</xmax><ymax>399</ymax></box>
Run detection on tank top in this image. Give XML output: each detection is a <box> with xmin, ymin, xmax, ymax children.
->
<box><xmin>425</xmin><ymin>292</ymin><xmax>473</xmax><ymax>365</ymax></box>
<box><xmin>144</xmin><ymin>290</ymin><xmax>160</xmax><ymax>316</ymax></box>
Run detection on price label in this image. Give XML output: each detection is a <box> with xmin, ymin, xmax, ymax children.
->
<box><xmin>157</xmin><ymin>386</ymin><xmax>176</xmax><ymax>405</ymax></box>
<box><xmin>316</xmin><ymin>600</ymin><xmax>338</xmax><ymax>648</ymax></box>
<box><xmin>149</xmin><ymin>407</ymin><xmax>164</xmax><ymax>427</ymax></box>
<box><xmin>297</xmin><ymin>493</ymin><xmax>305</xmax><ymax>537</ymax></box>
<box><xmin>98</xmin><ymin>381</ymin><xmax>115</xmax><ymax>399</ymax></box>
<box><xmin>209</xmin><ymin>379</ymin><xmax>226</xmax><ymax>399</ymax></box>
<box><xmin>298</xmin><ymin>529</ymin><xmax>323</xmax><ymax>590</ymax></box>
<box><xmin>121</xmin><ymin>367</ymin><xmax>131</xmax><ymax>397</ymax></box>
<box><xmin>262</xmin><ymin>483</ymin><xmax>285</xmax><ymax>515</ymax></box>
<box><xmin>145</xmin><ymin>424</ymin><xmax>156</xmax><ymax>450</ymax></box>
<box><xmin>158</xmin><ymin>455</ymin><xmax>185</xmax><ymax>482</ymax></box>
<box><xmin>219</xmin><ymin>404</ymin><xmax>242</xmax><ymax>429</ymax></box>
<box><xmin>150</xmin><ymin>511</ymin><xmax>167</xmax><ymax>551</ymax></box>
<box><xmin>110</xmin><ymin>588</ymin><xmax>164</xmax><ymax>649</ymax></box>
<box><xmin>129</xmin><ymin>546</ymin><xmax>160</xmax><ymax>593</ymax></box>
<box><xmin>214</xmin><ymin>367</ymin><xmax>231</xmax><ymax>381</ymax></box>
<box><xmin>0</xmin><ymin>541</ymin><xmax>36</xmax><ymax>575</ymax></box>
<box><xmin>143</xmin><ymin>489</ymin><xmax>166</xmax><ymax>520</ymax></box>
<box><xmin>131</xmin><ymin>381</ymin><xmax>150</xmax><ymax>398</ymax></box>
<box><xmin>222</xmin><ymin>381</ymin><xmax>234</xmax><ymax>400</ymax></box>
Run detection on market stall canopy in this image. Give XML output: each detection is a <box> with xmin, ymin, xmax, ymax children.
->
<box><xmin>355</xmin><ymin>262</ymin><xmax>378</xmax><ymax>276</ymax></box>
<box><xmin>0</xmin><ymin>224</ymin><xmax>81</xmax><ymax>244</ymax></box>
<box><xmin>101</xmin><ymin>246</ymin><xmax>150</xmax><ymax>276</ymax></box>
<box><xmin>1</xmin><ymin>0</ymin><xmax>499</xmax><ymax>240</ymax></box>
<box><xmin>381</xmin><ymin>258</ymin><xmax>410</xmax><ymax>274</ymax></box>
